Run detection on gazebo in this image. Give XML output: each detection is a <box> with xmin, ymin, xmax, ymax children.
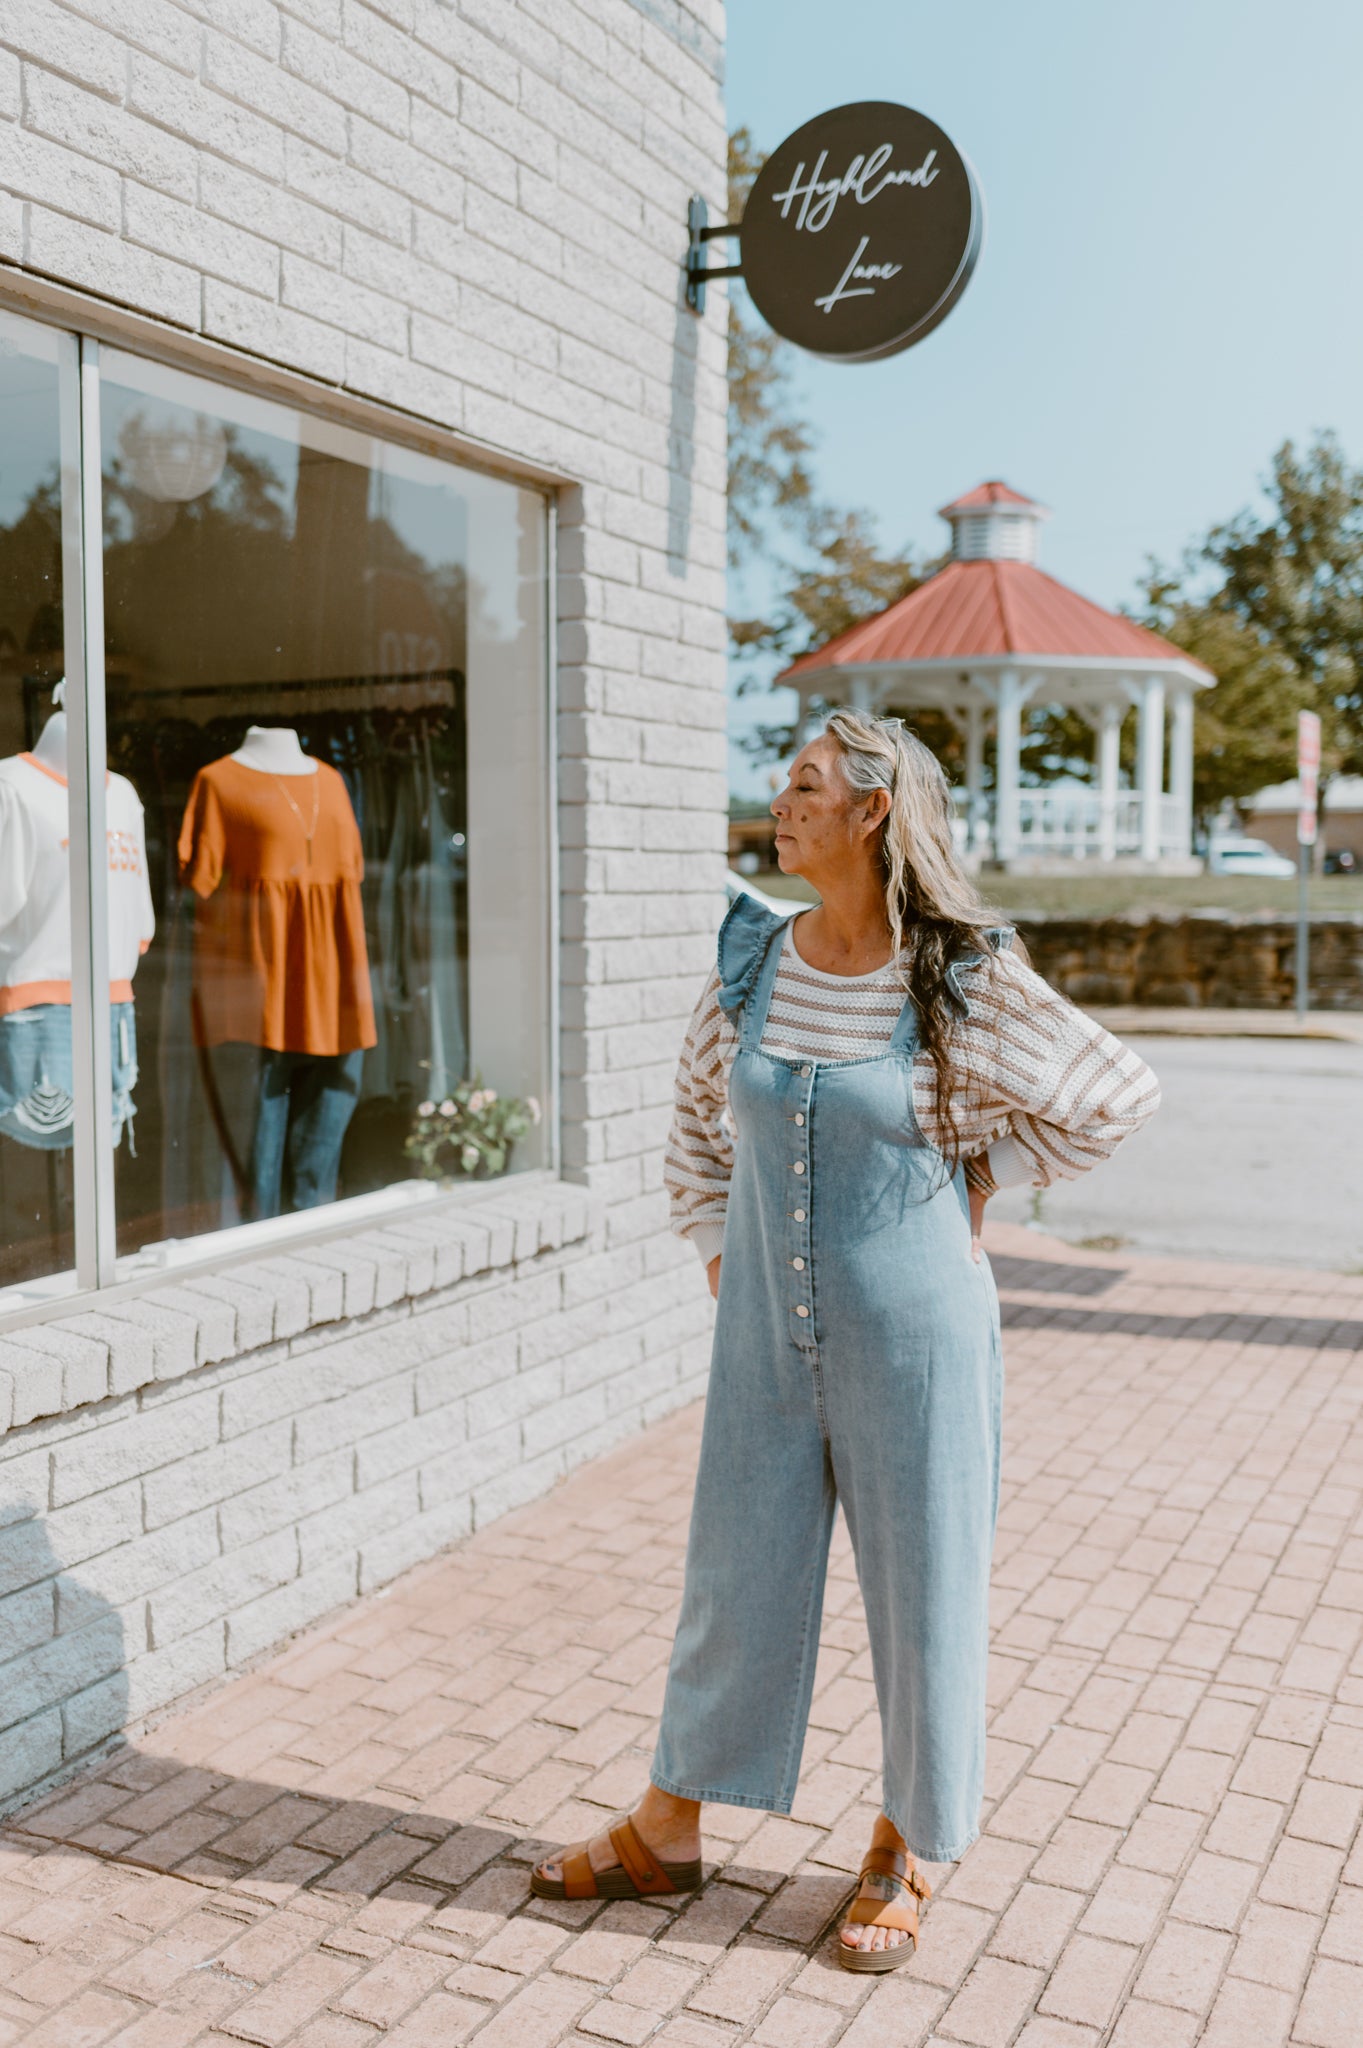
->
<box><xmin>777</xmin><ymin>482</ymin><xmax>1216</xmax><ymax>867</ymax></box>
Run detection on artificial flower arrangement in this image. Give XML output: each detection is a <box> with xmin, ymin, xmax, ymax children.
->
<box><xmin>404</xmin><ymin>1076</ymin><xmax>541</xmax><ymax>1180</ymax></box>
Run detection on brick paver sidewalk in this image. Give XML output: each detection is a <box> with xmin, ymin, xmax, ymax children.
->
<box><xmin>3</xmin><ymin>1224</ymin><xmax>1362</xmax><ymax>2048</ymax></box>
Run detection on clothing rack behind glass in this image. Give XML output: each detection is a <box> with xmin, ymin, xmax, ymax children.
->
<box><xmin>104</xmin><ymin>668</ymin><xmax>462</xmax><ymax>722</ymax></box>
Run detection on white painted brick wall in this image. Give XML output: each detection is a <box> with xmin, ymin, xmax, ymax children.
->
<box><xmin>0</xmin><ymin>0</ymin><xmax>727</xmax><ymax>1812</ymax></box>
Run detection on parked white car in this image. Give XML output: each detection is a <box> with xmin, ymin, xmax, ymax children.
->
<box><xmin>1206</xmin><ymin>837</ymin><xmax>1298</xmax><ymax>878</ymax></box>
<box><xmin>725</xmin><ymin>869</ymin><xmax>799</xmax><ymax>916</ymax></box>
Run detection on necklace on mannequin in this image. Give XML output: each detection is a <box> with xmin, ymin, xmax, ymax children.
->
<box><xmin>275</xmin><ymin>775</ymin><xmax>321</xmax><ymax>866</ymax></box>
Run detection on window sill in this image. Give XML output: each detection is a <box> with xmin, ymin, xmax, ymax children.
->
<box><xmin>0</xmin><ymin>1173</ymin><xmax>594</xmax><ymax>1434</ymax></box>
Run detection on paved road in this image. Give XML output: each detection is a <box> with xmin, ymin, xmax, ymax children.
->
<box><xmin>990</xmin><ymin>1033</ymin><xmax>1363</xmax><ymax>1271</ymax></box>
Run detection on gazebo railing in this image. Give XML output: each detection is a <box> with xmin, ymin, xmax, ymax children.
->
<box><xmin>957</xmin><ymin>790</ymin><xmax>1188</xmax><ymax>860</ymax></box>
<box><xmin>1019</xmin><ymin>789</ymin><xmax>1125</xmax><ymax>856</ymax></box>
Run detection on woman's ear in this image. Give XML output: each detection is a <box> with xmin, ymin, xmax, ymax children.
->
<box><xmin>860</xmin><ymin>786</ymin><xmax>891</xmax><ymax>837</ymax></box>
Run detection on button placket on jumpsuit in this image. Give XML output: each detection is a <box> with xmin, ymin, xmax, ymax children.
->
<box><xmin>652</xmin><ymin>896</ymin><xmax>1003</xmax><ymax>1863</ymax></box>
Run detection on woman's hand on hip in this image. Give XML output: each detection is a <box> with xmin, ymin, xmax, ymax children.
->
<box><xmin>964</xmin><ymin>1155</ymin><xmax>995</xmax><ymax>1263</ymax></box>
<box><xmin>968</xmin><ymin>1182</ymin><xmax>987</xmax><ymax>1262</ymax></box>
<box><xmin>706</xmin><ymin>1255</ymin><xmax>722</xmax><ymax>1299</ymax></box>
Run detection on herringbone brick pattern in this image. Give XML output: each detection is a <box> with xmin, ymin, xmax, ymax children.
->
<box><xmin>2</xmin><ymin>1224</ymin><xmax>1361</xmax><ymax>2047</ymax></box>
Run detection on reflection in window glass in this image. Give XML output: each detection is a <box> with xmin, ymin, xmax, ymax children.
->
<box><xmin>99</xmin><ymin>350</ymin><xmax>548</xmax><ymax>1257</ymax></box>
<box><xmin>0</xmin><ymin>312</ymin><xmax>79</xmax><ymax>1289</ymax></box>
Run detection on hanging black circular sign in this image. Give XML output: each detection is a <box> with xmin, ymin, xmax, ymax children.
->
<box><xmin>740</xmin><ymin>101</ymin><xmax>983</xmax><ymax>362</ymax></box>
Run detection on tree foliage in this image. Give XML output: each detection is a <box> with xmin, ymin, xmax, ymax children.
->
<box><xmin>726</xmin><ymin>130</ymin><xmax>923</xmax><ymax>761</ymax></box>
<box><xmin>1137</xmin><ymin>433</ymin><xmax>1363</xmax><ymax>817</ymax></box>
<box><xmin>1203</xmin><ymin>433</ymin><xmax>1363</xmax><ymax>777</ymax></box>
<box><xmin>1139</xmin><ymin>564</ymin><xmax>1312</xmax><ymax>817</ymax></box>
<box><xmin>725</xmin><ymin>127</ymin><xmax>818</xmax><ymax>581</ymax></box>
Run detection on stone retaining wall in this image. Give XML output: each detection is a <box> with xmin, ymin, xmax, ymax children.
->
<box><xmin>1017</xmin><ymin>913</ymin><xmax>1363</xmax><ymax>1010</ymax></box>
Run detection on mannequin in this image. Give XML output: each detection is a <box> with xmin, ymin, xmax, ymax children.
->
<box><xmin>179</xmin><ymin>732</ymin><xmax>375</xmax><ymax>1218</ymax></box>
<box><xmin>0</xmin><ymin>680</ymin><xmax>153</xmax><ymax>1151</ymax></box>
<box><xmin>231</xmin><ymin>726</ymin><xmax>318</xmax><ymax>777</ymax></box>
<box><xmin>29</xmin><ymin>704</ymin><xmax>68</xmax><ymax>775</ymax></box>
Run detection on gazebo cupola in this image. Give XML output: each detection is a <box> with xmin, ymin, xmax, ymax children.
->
<box><xmin>940</xmin><ymin>479</ymin><xmax>1049</xmax><ymax>564</ymax></box>
<box><xmin>776</xmin><ymin>480</ymin><xmax>1217</xmax><ymax>870</ymax></box>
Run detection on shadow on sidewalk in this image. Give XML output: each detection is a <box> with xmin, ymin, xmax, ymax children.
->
<box><xmin>6</xmin><ymin>1745</ymin><xmax>845</xmax><ymax>1949</ymax></box>
<box><xmin>1000</xmin><ymin>1298</ymin><xmax>1363</xmax><ymax>1349</ymax></box>
<box><xmin>989</xmin><ymin>1253</ymin><xmax>1128</xmax><ymax>1297</ymax></box>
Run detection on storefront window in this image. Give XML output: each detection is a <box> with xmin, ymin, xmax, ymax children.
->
<box><xmin>93</xmin><ymin>349</ymin><xmax>549</xmax><ymax>1262</ymax></box>
<box><xmin>0</xmin><ymin>312</ymin><xmax>79</xmax><ymax>1292</ymax></box>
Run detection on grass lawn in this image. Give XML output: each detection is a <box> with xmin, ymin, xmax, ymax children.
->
<box><xmin>749</xmin><ymin>870</ymin><xmax>1363</xmax><ymax>919</ymax></box>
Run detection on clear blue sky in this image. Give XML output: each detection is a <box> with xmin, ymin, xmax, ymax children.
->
<box><xmin>724</xmin><ymin>0</ymin><xmax>1363</xmax><ymax>795</ymax></box>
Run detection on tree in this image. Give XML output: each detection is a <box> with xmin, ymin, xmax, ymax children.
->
<box><xmin>1202</xmin><ymin>433</ymin><xmax>1363</xmax><ymax>778</ymax></box>
<box><xmin>1139</xmin><ymin>564</ymin><xmax>1311</xmax><ymax>821</ymax></box>
<box><xmin>725</xmin><ymin>127</ymin><xmax>818</xmax><ymax>586</ymax></box>
<box><xmin>1132</xmin><ymin>434</ymin><xmax>1362</xmax><ymax>823</ymax></box>
<box><xmin>726</xmin><ymin>129</ymin><xmax>923</xmax><ymax>764</ymax></box>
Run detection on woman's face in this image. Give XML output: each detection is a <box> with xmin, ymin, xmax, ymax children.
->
<box><xmin>770</xmin><ymin>736</ymin><xmax>886</xmax><ymax>880</ymax></box>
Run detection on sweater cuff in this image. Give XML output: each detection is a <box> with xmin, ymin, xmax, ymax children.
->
<box><xmin>987</xmin><ymin>1134</ymin><xmax>1036</xmax><ymax>1192</ymax></box>
<box><xmin>685</xmin><ymin>1221</ymin><xmax>726</xmax><ymax>1267</ymax></box>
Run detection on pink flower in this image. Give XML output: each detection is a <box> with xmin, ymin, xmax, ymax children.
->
<box><xmin>418</xmin><ymin>1100</ymin><xmax>435</xmax><ymax>1117</ymax></box>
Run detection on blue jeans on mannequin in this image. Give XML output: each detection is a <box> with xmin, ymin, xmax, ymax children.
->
<box><xmin>249</xmin><ymin>1048</ymin><xmax>363</xmax><ymax>1219</ymax></box>
<box><xmin>0</xmin><ymin>1001</ymin><xmax>140</xmax><ymax>1150</ymax></box>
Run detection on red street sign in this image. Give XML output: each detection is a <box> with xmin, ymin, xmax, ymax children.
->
<box><xmin>1297</xmin><ymin>710</ymin><xmax>1320</xmax><ymax>846</ymax></box>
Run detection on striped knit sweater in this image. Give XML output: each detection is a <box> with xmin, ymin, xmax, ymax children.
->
<box><xmin>666</xmin><ymin>917</ymin><xmax>1160</xmax><ymax>1265</ymax></box>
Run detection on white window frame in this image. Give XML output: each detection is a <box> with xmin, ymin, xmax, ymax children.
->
<box><xmin>0</xmin><ymin>306</ymin><xmax>561</xmax><ymax>1327</ymax></box>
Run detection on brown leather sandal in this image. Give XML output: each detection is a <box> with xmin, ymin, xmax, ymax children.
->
<box><xmin>837</xmin><ymin>1844</ymin><xmax>931</xmax><ymax>1972</ymax></box>
<box><xmin>530</xmin><ymin>1815</ymin><xmax>703</xmax><ymax>1901</ymax></box>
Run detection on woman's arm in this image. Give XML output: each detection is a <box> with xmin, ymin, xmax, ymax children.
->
<box><xmin>938</xmin><ymin>949</ymin><xmax>1161</xmax><ymax>1188</ymax></box>
<box><xmin>665</xmin><ymin>967</ymin><xmax>738</xmax><ymax>1271</ymax></box>
<box><xmin>962</xmin><ymin>1150</ymin><xmax>995</xmax><ymax>1260</ymax></box>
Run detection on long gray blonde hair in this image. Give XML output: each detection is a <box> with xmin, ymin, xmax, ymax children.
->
<box><xmin>823</xmin><ymin>709</ymin><xmax>1005</xmax><ymax>1166</ymax></box>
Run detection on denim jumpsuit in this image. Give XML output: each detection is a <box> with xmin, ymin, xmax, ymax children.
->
<box><xmin>652</xmin><ymin>896</ymin><xmax>1003</xmax><ymax>1862</ymax></box>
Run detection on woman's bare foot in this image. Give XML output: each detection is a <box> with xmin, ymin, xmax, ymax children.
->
<box><xmin>533</xmin><ymin>1785</ymin><xmax>701</xmax><ymax>1889</ymax></box>
<box><xmin>840</xmin><ymin>1813</ymin><xmax>918</xmax><ymax>1956</ymax></box>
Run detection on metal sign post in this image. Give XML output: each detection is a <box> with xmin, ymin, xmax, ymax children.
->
<box><xmin>1295</xmin><ymin>710</ymin><xmax>1320</xmax><ymax>1025</ymax></box>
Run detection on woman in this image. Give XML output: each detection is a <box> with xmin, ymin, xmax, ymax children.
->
<box><xmin>533</xmin><ymin>712</ymin><xmax>1159</xmax><ymax>1969</ymax></box>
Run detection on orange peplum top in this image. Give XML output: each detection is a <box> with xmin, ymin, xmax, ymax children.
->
<box><xmin>178</xmin><ymin>755</ymin><xmax>377</xmax><ymax>1056</ymax></box>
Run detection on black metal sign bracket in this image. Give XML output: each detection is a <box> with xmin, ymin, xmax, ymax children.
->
<box><xmin>686</xmin><ymin>196</ymin><xmax>743</xmax><ymax>313</ymax></box>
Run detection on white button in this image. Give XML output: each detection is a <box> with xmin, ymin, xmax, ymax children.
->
<box><xmin>793</xmin><ymin>1207</ymin><xmax>806</xmax><ymax>1221</ymax></box>
<box><xmin>792</xmin><ymin>1160</ymin><xmax>805</xmax><ymax>1175</ymax></box>
<box><xmin>795</xmin><ymin>1305</ymin><xmax>809</xmax><ymax>1319</ymax></box>
<box><xmin>792</xmin><ymin>1256</ymin><xmax>805</xmax><ymax>1271</ymax></box>
<box><xmin>800</xmin><ymin>1065</ymin><xmax>812</xmax><ymax>1076</ymax></box>
<box><xmin>794</xmin><ymin>1113</ymin><xmax>805</xmax><ymax>1126</ymax></box>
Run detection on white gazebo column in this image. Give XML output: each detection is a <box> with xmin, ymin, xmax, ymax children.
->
<box><xmin>1137</xmin><ymin>675</ymin><xmax>1166</xmax><ymax>862</ymax></box>
<box><xmin>964</xmin><ymin>696</ymin><xmax>987</xmax><ymax>852</ymax></box>
<box><xmin>1169</xmin><ymin>687</ymin><xmax>1194</xmax><ymax>857</ymax></box>
<box><xmin>994</xmin><ymin>668</ymin><xmax>1024</xmax><ymax>862</ymax></box>
<box><xmin>1096</xmin><ymin>702</ymin><xmax>1123</xmax><ymax>862</ymax></box>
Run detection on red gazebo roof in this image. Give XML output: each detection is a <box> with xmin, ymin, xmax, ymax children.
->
<box><xmin>777</xmin><ymin>558</ymin><xmax>1213</xmax><ymax>681</ymax></box>
<box><xmin>938</xmin><ymin>479</ymin><xmax>1043</xmax><ymax>516</ymax></box>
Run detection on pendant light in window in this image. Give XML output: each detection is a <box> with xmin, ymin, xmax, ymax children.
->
<box><xmin>118</xmin><ymin>406</ymin><xmax>228</xmax><ymax>503</ymax></box>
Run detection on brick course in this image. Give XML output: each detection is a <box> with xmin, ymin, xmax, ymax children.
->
<box><xmin>0</xmin><ymin>1224</ymin><xmax>1358</xmax><ymax>2043</ymax></box>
